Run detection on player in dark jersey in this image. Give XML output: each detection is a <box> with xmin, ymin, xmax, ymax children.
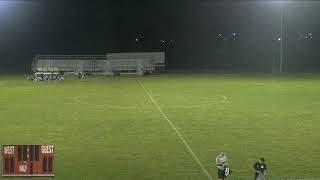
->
<box><xmin>253</xmin><ymin>157</ymin><xmax>267</xmax><ymax>180</ymax></box>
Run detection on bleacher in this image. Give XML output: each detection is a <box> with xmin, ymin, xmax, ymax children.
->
<box><xmin>31</xmin><ymin>52</ymin><xmax>165</xmax><ymax>75</ymax></box>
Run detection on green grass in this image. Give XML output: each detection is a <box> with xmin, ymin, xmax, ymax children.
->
<box><xmin>1</xmin><ymin>73</ymin><xmax>320</xmax><ymax>180</ymax></box>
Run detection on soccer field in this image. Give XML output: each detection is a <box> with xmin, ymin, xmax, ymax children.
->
<box><xmin>1</xmin><ymin>73</ymin><xmax>320</xmax><ymax>180</ymax></box>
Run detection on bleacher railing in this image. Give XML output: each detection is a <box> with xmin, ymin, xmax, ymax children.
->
<box><xmin>32</xmin><ymin>54</ymin><xmax>165</xmax><ymax>74</ymax></box>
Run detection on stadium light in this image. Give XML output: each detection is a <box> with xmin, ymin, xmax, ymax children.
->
<box><xmin>0</xmin><ymin>1</ymin><xmax>13</xmax><ymax>14</ymax></box>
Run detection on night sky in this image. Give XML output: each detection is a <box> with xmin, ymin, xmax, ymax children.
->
<box><xmin>1</xmin><ymin>0</ymin><xmax>320</xmax><ymax>73</ymax></box>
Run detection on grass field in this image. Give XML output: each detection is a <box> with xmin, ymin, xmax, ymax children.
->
<box><xmin>1</xmin><ymin>73</ymin><xmax>320</xmax><ymax>180</ymax></box>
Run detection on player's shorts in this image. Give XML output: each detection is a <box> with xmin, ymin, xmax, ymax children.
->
<box><xmin>218</xmin><ymin>169</ymin><xmax>225</xmax><ymax>178</ymax></box>
<box><xmin>255</xmin><ymin>174</ymin><xmax>266</xmax><ymax>180</ymax></box>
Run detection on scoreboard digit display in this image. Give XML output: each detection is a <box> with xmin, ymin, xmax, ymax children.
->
<box><xmin>2</xmin><ymin>145</ymin><xmax>55</xmax><ymax>177</ymax></box>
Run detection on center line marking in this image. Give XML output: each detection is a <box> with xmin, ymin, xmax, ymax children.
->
<box><xmin>138</xmin><ymin>80</ymin><xmax>213</xmax><ymax>180</ymax></box>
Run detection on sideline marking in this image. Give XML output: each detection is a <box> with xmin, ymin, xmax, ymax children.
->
<box><xmin>138</xmin><ymin>80</ymin><xmax>213</xmax><ymax>180</ymax></box>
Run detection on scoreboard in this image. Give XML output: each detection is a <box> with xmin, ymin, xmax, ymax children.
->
<box><xmin>2</xmin><ymin>145</ymin><xmax>54</xmax><ymax>177</ymax></box>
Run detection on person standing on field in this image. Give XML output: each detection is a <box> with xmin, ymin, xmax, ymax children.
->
<box><xmin>216</xmin><ymin>152</ymin><xmax>230</xmax><ymax>180</ymax></box>
<box><xmin>253</xmin><ymin>157</ymin><xmax>267</xmax><ymax>180</ymax></box>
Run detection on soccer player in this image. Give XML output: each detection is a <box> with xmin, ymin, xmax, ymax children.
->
<box><xmin>253</xmin><ymin>157</ymin><xmax>267</xmax><ymax>180</ymax></box>
<box><xmin>216</xmin><ymin>152</ymin><xmax>228</xmax><ymax>180</ymax></box>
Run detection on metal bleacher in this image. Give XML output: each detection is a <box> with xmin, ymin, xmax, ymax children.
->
<box><xmin>31</xmin><ymin>52</ymin><xmax>165</xmax><ymax>75</ymax></box>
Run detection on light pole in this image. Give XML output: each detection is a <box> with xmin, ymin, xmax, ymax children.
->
<box><xmin>279</xmin><ymin>2</ymin><xmax>285</xmax><ymax>73</ymax></box>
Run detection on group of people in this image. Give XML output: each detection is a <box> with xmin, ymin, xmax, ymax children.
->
<box><xmin>27</xmin><ymin>73</ymin><xmax>64</xmax><ymax>81</ymax></box>
<box><xmin>216</xmin><ymin>152</ymin><xmax>267</xmax><ymax>180</ymax></box>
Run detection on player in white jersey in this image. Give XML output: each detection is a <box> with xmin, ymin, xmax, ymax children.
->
<box><xmin>216</xmin><ymin>152</ymin><xmax>230</xmax><ymax>180</ymax></box>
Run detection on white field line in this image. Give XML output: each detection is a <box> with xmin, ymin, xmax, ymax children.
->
<box><xmin>70</xmin><ymin>95</ymin><xmax>228</xmax><ymax>110</ymax></box>
<box><xmin>138</xmin><ymin>80</ymin><xmax>213</xmax><ymax>180</ymax></box>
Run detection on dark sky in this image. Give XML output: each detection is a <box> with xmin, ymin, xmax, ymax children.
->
<box><xmin>1</xmin><ymin>0</ymin><xmax>320</xmax><ymax>72</ymax></box>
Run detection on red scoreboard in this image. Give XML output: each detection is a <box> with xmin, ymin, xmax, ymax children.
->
<box><xmin>2</xmin><ymin>145</ymin><xmax>55</xmax><ymax>177</ymax></box>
